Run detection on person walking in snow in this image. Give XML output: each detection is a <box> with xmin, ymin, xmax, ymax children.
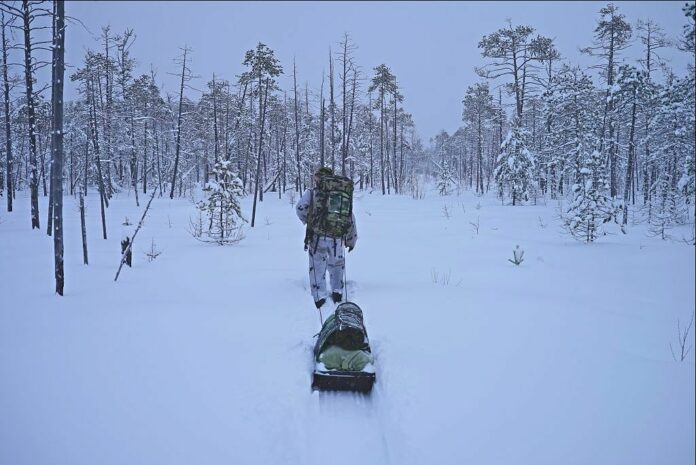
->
<box><xmin>296</xmin><ymin>167</ymin><xmax>357</xmax><ymax>309</ymax></box>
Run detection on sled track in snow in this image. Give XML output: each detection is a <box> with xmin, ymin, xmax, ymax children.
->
<box><xmin>299</xmin><ymin>299</ymin><xmax>393</xmax><ymax>464</ymax></box>
<box><xmin>302</xmin><ymin>381</ymin><xmax>392</xmax><ymax>465</ymax></box>
<box><xmin>292</xmin><ymin>280</ymin><xmax>395</xmax><ymax>465</ymax></box>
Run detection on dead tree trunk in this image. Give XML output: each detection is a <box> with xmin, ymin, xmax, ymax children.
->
<box><xmin>170</xmin><ymin>47</ymin><xmax>188</xmax><ymax>199</ymax></box>
<box><xmin>114</xmin><ymin>186</ymin><xmax>158</xmax><ymax>282</ymax></box>
<box><xmin>346</xmin><ymin>70</ymin><xmax>357</xmax><ymax>181</ymax></box>
<box><xmin>340</xmin><ymin>37</ymin><xmax>347</xmax><ymax>176</ymax></box>
<box><xmin>88</xmin><ymin>78</ymin><xmax>108</xmax><ymax>239</ymax></box>
<box><xmin>329</xmin><ymin>51</ymin><xmax>336</xmax><ymax>172</ymax></box>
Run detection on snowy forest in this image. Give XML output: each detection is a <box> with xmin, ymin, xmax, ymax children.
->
<box><xmin>0</xmin><ymin>1</ymin><xmax>694</xmax><ymax>464</ymax></box>
<box><xmin>1</xmin><ymin>2</ymin><xmax>695</xmax><ymax>271</ymax></box>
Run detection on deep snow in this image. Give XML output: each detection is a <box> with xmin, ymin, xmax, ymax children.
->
<box><xmin>0</xmin><ymin>187</ymin><xmax>694</xmax><ymax>465</ymax></box>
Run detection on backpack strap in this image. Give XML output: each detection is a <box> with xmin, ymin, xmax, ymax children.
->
<box><xmin>313</xmin><ymin>234</ymin><xmax>320</xmax><ymax>254</ymax></box>
<box><xmin>303</xmin><ymin>189</ymin><xmax>315</xmax><ymax>251</ymax></box>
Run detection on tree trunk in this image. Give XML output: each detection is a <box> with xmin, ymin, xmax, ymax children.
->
<box><xmin>212</xmin><ymin>74</ymin><xmax>219</xmax><ymax>168</ymax></box>
<box><xmin>129</xmin><ymin>112</ymin><xmax>140</xmax><ymax>206</ymax></box>
<box><xmin>52</xmin><ymin>1</ymin><xmax>65</xmax><ymax>295</ymax></box>
<box><xmin>317</xmin><ymin>73</ymin><xmax>325</xmax><ymax>169</ymax></box>
<box><xmin>89</xmin><ymin>79</ymin><xmax>108</xmax><ymax>209</ymax></box>
<box><xmin>243</xmin><ymin>95</ymin><xmax>254</xmax><ymax>191</ymax></box>
<box><xmin>103</xmin><ymin>28</ymin><xmax>113</xmax><ymax>199</ymax></box>
<box><xmin>292</xmin><ymin>59</ymin><xmax>302</xmax><ymax>191</ymax></box>
<box><xmin>143</xmin><ymin>121</ymin><xmax>148</xmax><ymax>194</ymax></box>
<box><xmin>329</xmin><ymin>51</ymin><xmax>336</xmax><ymax>172</ymax></box>
<box><xmin>511</xmin><ymin>40</ymin><xmax>523</xmax><ymax>120</ymax></box>
<box><xmin>320</xmin><ymin>97</ymin><xmax>325</xmax><ymax>167</ymax></box>
<box><xmin>22</xmin><ymin>0</ymin><xmax>40</xmax><ymax>229</ymax></box>
<box><xmin>346</xmin><ymin>70</ymin><xmax>357</xmax><ymax>181</ymax></box>
<box><xmin>170</xmin><ymin>47</ymin><xmax>187</xmax><ymax>199</ymax></box>
<box><xmin>368</xmin><ymin>92</ymin><xmax>374</xmax><ymax>190</ymax></box>
<box><xmin>392</xmin><ymin>95</ymin><xmax>398</xmax><ymax>193</ymax></box>
<box><xmin>399</xmin><ymin>122</ymin><xmax>404</xmax><ymax>193</ymax></box>
<box><xmin>341</xmin><ymin>40</ymin><xmax>347</xmax><ymax>176</ymax></box>
<box><xmin>99</xmin><ymin>179</ymin><xmax>107</xmax><ymax>240</ymax></box>
<box><xmin>47</xmin><ymin>126</ymin><xmax>53</xmax><ymax>235</ymax></box>
<box><xmin>1</xmin><ymin>13</ymin><xmax>13</xmax><ymax>212</ymax></box>
<box><xmin>40</xmin><ymin>135</ymin><xmax>48</xmax><ymax>197</ymax></box>
<box><xmin>380</xmin><ymin>92</ymin><xmax>385</xmax><ymax>195</ymax></box>
<box><xmin>114</xmin><ymin>187</ymin><xmax>158</xmax><ymax>282</ymax></box>
<box><xmin>281</xmin><ymin>92</ymin><xmax>288</xmax><ymax>193</ymax></box>
<box><xmin>599</xmin><ymin>23</ymin><xmax>617</xmax><ymax>198</ymax></box>
<box><xmin>69</xmin><ymin>143</ymin><xmax>74</xmax><ymax>196</ymax></box>
<box><xmin>477</xmin><ymin>112</ymin><xmax>483</xmax><ymax>194</ymax></box>
<box><xmin>250</xmin><ymin>79</ymin><xmax>270</xmax><ymax>228</ymax></box>
<box><xmin>88</xmin><ymin>79</ymin><xmax>108</xmax><ymax>239</ymax></box>
<box><xmin>155</xmin><ymin>122</ymin><xmax>163</xmax><ymax>195</ymax></box>
<box><xmin>385</xmin><ymin>114</ymin><xmax>390</xmax><ymax>195</ymax></box>
<box><xmin>46</xmin><ymin>0</ymin><xmax>58</xmax><ymax>237</ymax></box>
<box><xmin>80</xmin><ymin>189</ymin><xmax>88</xmax><ymax>265</ymax></box>
<box><xmin>622</xmin><ymin>98</ymin><xmax>637</xmax><ymax>225</ymax></box>
<box><xmin>83</xmin><ymin>139</ymin><xmax>88</xmax><ymax>196</ymax></box>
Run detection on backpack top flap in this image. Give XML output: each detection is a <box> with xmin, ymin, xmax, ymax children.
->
<box><xmin>311</xmin><ymin>175</ymin><xmax>354</xmax><ymax>238</ymax></box>
<box><xmin>314</xmin><ymin>302</ymin><xmax>370</xmax><ymax>359</ymax></box>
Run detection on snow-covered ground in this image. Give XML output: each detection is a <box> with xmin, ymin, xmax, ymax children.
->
<box><xmin>1</xmin><ymin>187</ymin><xmax>694</xmax><ymax>465</ymax></box>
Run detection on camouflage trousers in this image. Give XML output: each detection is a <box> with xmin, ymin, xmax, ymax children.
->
<box><xmin>308</xmin><ymin>236</ymin><xmax>345</xmax><ymax>302</ymax></box>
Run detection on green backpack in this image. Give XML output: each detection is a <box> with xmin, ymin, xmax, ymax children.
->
<box><xmin>309</xmin><ymin>175</ymin><xmax>354</xmax><ymax>238</ymax></box>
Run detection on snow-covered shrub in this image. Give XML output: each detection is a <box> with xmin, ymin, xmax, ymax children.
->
<box><xmin>195</xmin><ymin>160</ymin><xmax>246</xmax><ymax>245</ymax></box>
<box><xmin>563</xmin><ymin>150</ymin><xmax>621</xmax><ymax>243</ymax></box>
<box><xmin>408</xmin><ymin>173</ymin><xmax>426</xmax><ymax>200</ymax></box>
<box><xmin>288</xmin><ymin>190</ymin><xmax>297</xmax><ymax>207</ymax></box>
<box><xmin>437</xmin><ymin>159</ymin><xmax>455</xmax><ymax>196</ymax></box>
<box><xmin>494</xmin><ymin>118</ymin><xmax>536</xmax><ymax>205</ymax></box>
<box><xmin>649</xmin><ymin>172</ymin><xmax>679</xmax><ymax>240</ymax></box>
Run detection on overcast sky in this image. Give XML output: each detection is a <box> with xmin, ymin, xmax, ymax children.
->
<box><xmin>59</xmin><ymin>1</ymin><xmax>692</xmax><ymax>141</ymax></box>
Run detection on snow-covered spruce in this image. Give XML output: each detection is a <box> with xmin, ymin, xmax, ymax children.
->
<box><xmin>436</xmin><ymin>158</ymin><xmax>455</xmax><ymax>196</ymax></box>
<box><xmin>494</xmin><ymin>118</ymin><xmax>536</xmax><ymax>206</ymax></box>
<box><xmin>563</xmin><ymin>150</ymin><xmax>622</xmax><ymax>242</ymax></box>
<box><xmin>195</xmin><ymin>160</ymin><xmax>246</xmax><ymax>245</ymax></box>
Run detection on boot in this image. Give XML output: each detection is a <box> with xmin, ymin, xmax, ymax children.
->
<box><xmin>331</xmin><ymin>292</ymin><xmax>342</xmax><ymax>303</ymax></box>
<box><xmin>315</xmin><ymin>298</ymin><xmax>326</xmax><ymax>309</ymax></box>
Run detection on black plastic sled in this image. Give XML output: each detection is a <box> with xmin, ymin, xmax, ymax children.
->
<box><xmin>312</xmin><ymin>369</ymin><xmax>375</xmax><ymax>394</ymax></box>
<box><xmin>312</xmin><ymin>302</ymin><xmax>376</xmax><ymax>394</ymax></box>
